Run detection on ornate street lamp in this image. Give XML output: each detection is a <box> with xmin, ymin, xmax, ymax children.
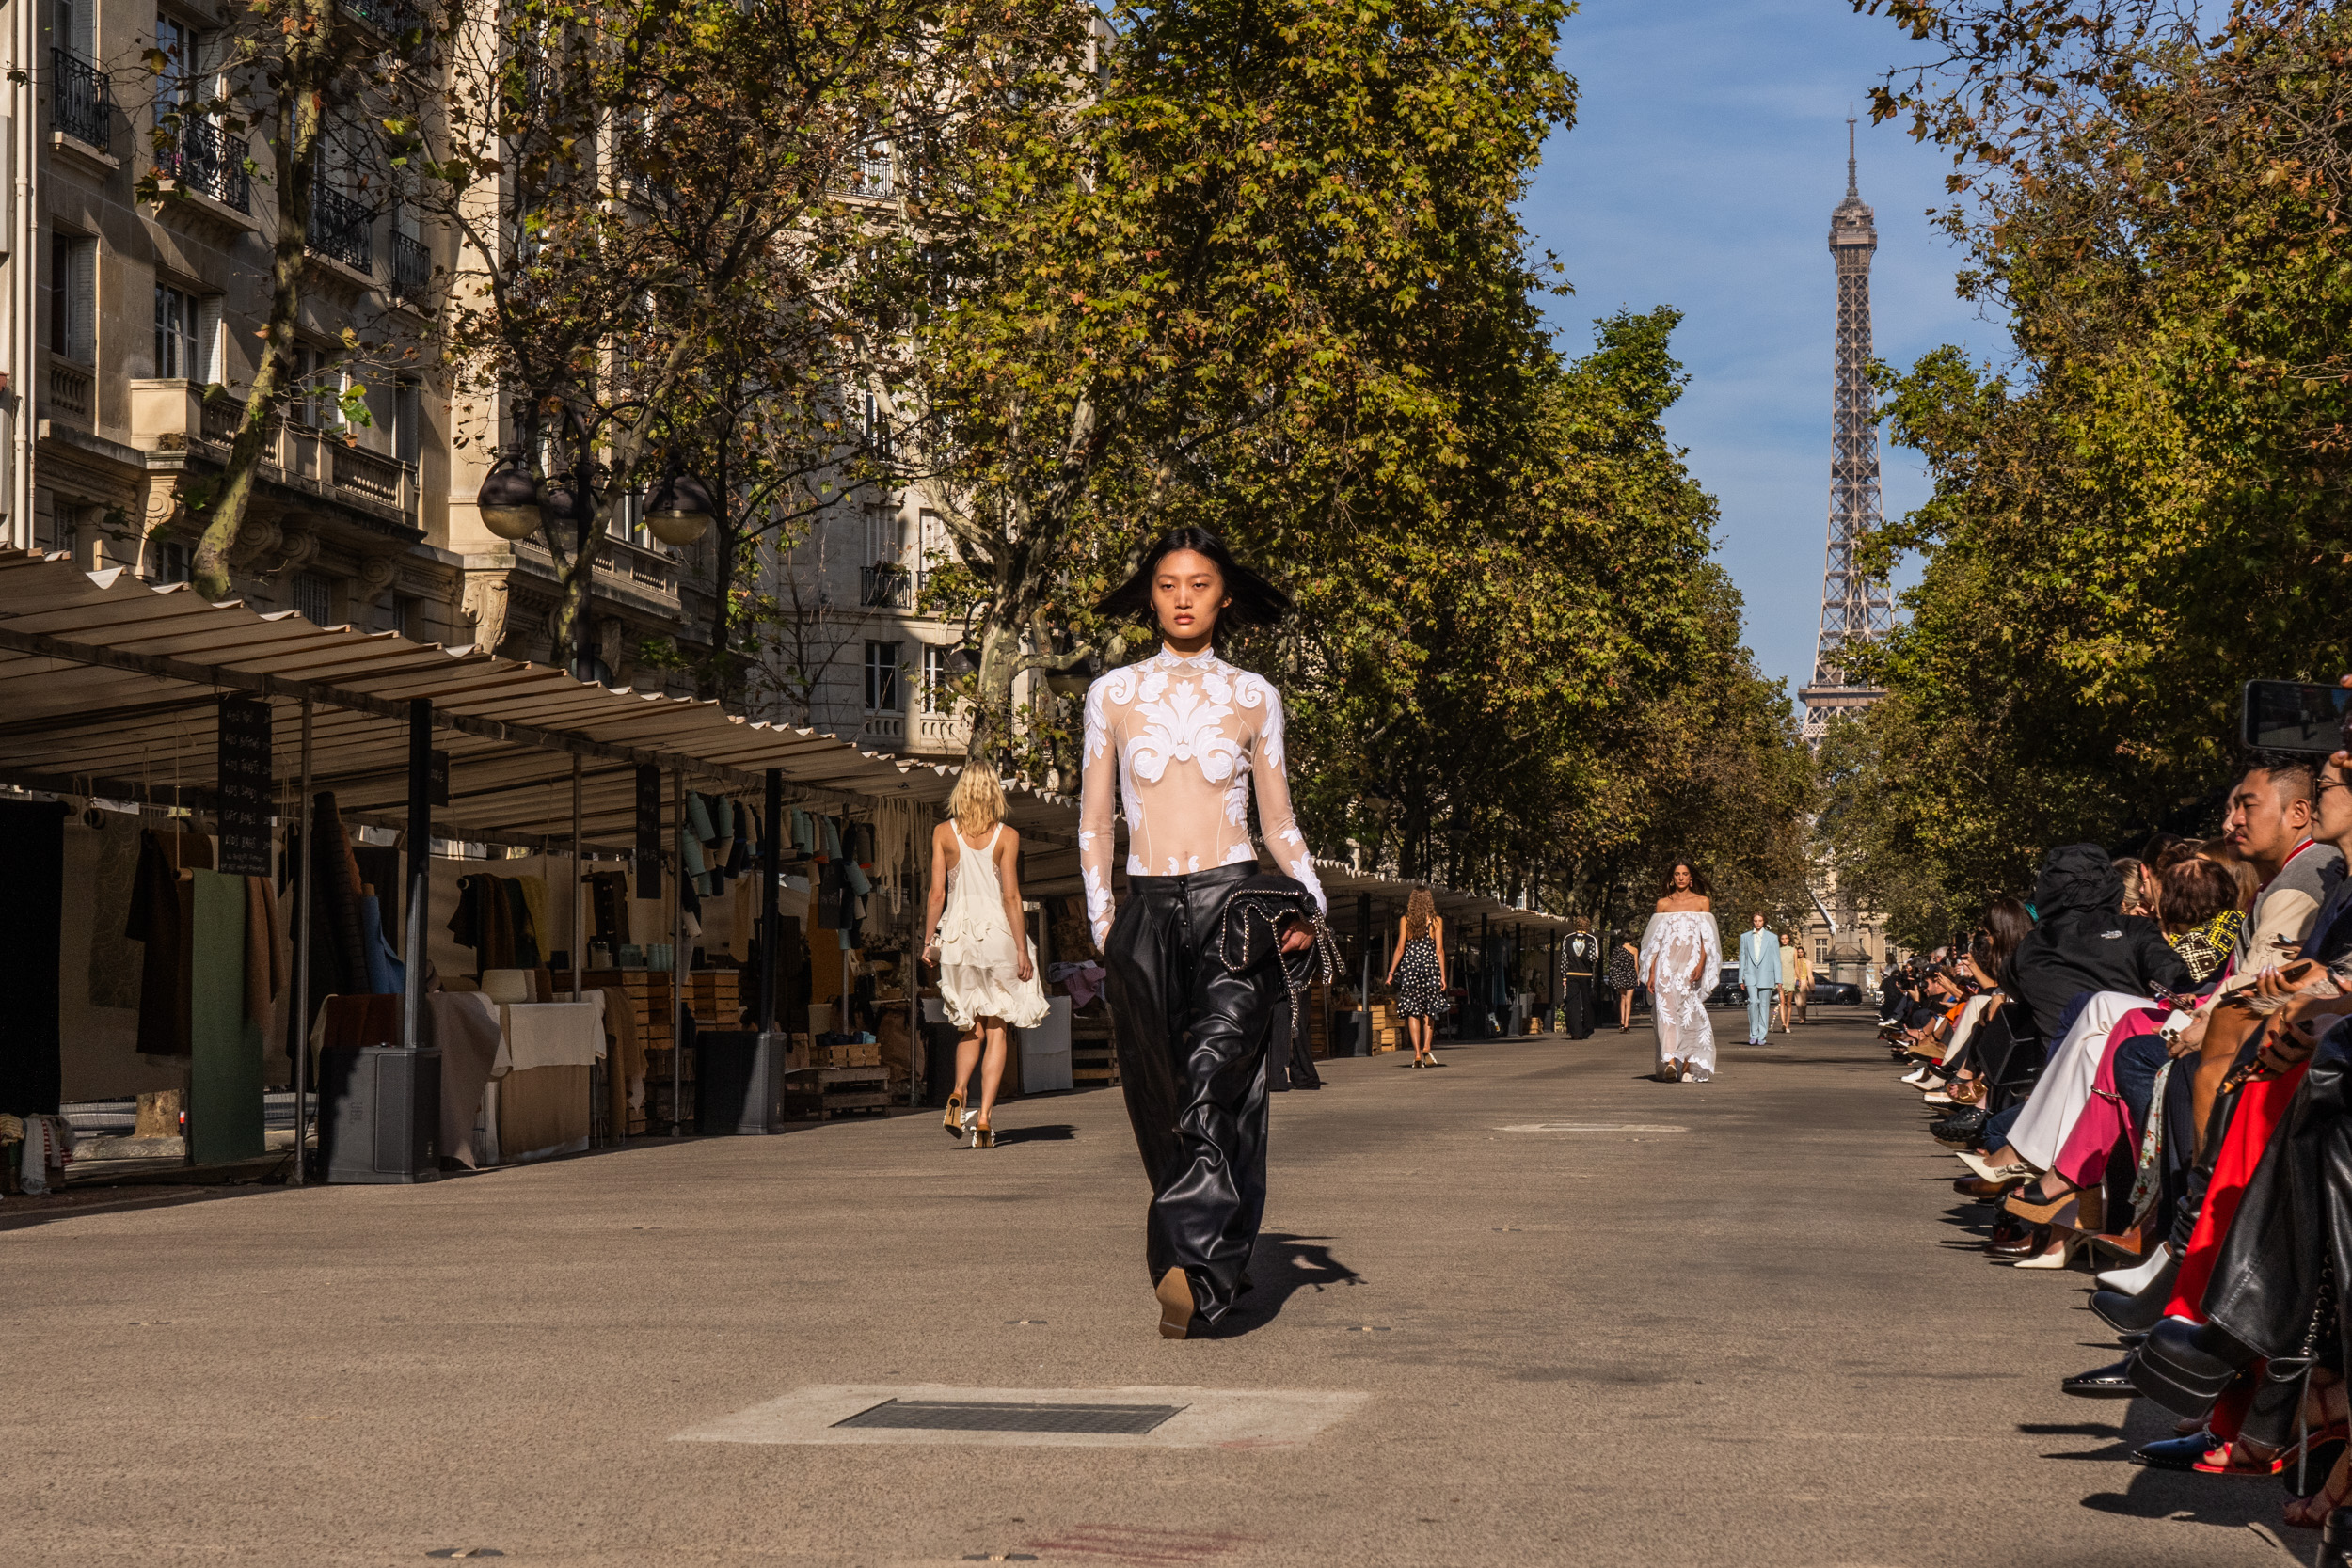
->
<box><xmin>475</xmin><ymin>450</ymin><xmax>544</xmax><ymax>541</ymax></box>
<box><xmin>643</xmin><ymin>467</ymin><xmax>714</xmax><ymax>546</ymax></box>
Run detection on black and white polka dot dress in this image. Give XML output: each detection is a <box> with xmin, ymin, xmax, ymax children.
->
<box><xmin>1395</xmin><ymin>934</ymin><xmax>1443</xmax><ymax>1018</ymax></box>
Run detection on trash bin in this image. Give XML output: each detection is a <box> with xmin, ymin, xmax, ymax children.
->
<box><xmin>696</xmin><ymin>1030</ymin><xmax>787</xmax><ymax>1134</ymax></box>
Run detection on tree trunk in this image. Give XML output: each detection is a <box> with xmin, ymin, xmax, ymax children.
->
<box><xmin>191</xmin><ymin>17</ymin><xmax>330</xmax><ymax>602</ymax></box>
<box><xmin>965</xmin><ymin>616</ymin><xmax>1026</xmax><ymax>763</ymax></box>
<box><xmin>700</xmin><ymin>445</ymin><xmax>739</xmax><ymax>703</ymax></box>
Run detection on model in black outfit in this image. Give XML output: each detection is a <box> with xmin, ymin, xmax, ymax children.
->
<box><xmin>1080</xmin><ymin>528</ymin><xmax>1324</xmax><ymax>1338</ymax></box>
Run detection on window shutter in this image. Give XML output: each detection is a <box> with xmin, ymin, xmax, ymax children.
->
<box><xmin>68</xmin><ymin>239</ymin><xmax>94</xmax><ymax>365</ymax></box>
<box><xmin>194</xmin><ymin>294</ymin><xmax>222</xmax><ymax>385</ymax></box>
<box><xmin>395</xmin><ymin>385</ymin><xmax>421</xmax><ymax>465</ymax></box>
<box><xmin>58</xmin><ymin>0</ymin><xmax>93</xmax><ymax>56</ymax></box>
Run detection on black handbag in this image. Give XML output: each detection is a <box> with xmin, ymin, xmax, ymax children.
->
<box><xmin>2128</xmin><ymin>1315</ymin><xmax>2261</xmax><ymax>1418</ymax></box>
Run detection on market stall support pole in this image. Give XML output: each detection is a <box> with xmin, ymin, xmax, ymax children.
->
<box><xmin>672</xmin><ymin>767</ymin><xmax>686</xmax><ymax>1138</ymax></box>
<box><xmin>1480</xmin><ymin>913</ymin><xmax>1491</xmax><ymax>1039</ymax></box>
<box><xmin>1356</xmin><ymin>892</ymin><xmax>1373</xmax><ymax>1056</ymax></box>
<box><xmin>758</xmin><ymin>768</ymin><xmax>780</xmax><ymax>1033</ymax></box>
<box><xmin>571</xmin><ymin>755</ymin><xmax>587</xmax><ymax>1142</ymax></box>
<box><xmin>293</xmin><ymin>697</ymin><xmax>313</xmax><ymax>1186</ymax></box>
<box><xmin>403</xmin><ymin>698</ymin><xmax>430</xmax><ymax>1052</ymax></box>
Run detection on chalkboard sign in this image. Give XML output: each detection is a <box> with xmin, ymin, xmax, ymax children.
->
<box><xmin>215</xmin><ymin>696</ymin><xmax>273</xmax><ymax>876</ymax></box>
<box><xmin>428</xmin><ymin>749</ymin><xmax>450</xmax><ymax>808</ymax></box>
<box><xmin>635</xmin><ymin>763</ymin><xmax>662</xmax><ymax>900</ymax></box>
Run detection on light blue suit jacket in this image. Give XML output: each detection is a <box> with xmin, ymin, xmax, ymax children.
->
<box><xmin>1738</xmin><ymin>927</ymin><xmax>1781</xmax><ymax>988</ymax></box>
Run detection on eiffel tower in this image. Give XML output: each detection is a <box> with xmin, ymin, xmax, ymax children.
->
<box><xmin>1798</xmin><ymin>119</ymin><xmax>1894</xmax><ymax>743</ymax></box>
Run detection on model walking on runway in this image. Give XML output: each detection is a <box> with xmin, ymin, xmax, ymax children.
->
<box><xmin>923</xmin><ymin>760</ymin><xmax>1051</xmax><ymax>1148</ymax></box>
<box><xmin>1608</xmin><ymin>932</ymin><xmax>1641</xmax><ymax>1032</ymax></box>
<box><xmin>1082</xmin><ymin>526</ymin><xmax>1325</xmax><ymax>1339</ymax></box>
<box><xmin>1384</xmin><ymin>889</ymin><xmax>1447</xmax><ymax>1068</ymax></box>
<box><xmin>1640</xmin><ymin>861</ymin><xmax>1720</xmax><ymax>1082</ymax></box>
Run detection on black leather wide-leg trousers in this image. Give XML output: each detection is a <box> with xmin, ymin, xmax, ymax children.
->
<box><xmin>1105</xmin><ymin>862</ymin><xmax>1279</xmax><ymax>1332</ymax></box>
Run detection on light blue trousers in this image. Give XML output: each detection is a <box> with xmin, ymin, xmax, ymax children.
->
<box><xmin>1746</xmin><ymin>990</ymin><xmax>1774</xmax><ymax>1041</ymax></box>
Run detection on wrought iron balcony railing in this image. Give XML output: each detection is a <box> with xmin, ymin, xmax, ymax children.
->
<box><xmin>309</xmin><ymin>184</ymin><xmax>373</xmax><ymax>274</ymax></box>
<box><xmin>389</xmin><ymin>230</ymin><xmax>429</xmax><ymax>299</ymax></box>
<box><xmin>51</xmin><ymin>48</ymin><xmax>112</xmax><ymax>150</ymax></box>
<box><xmin>836</xmin><ymin>146</ymin><xmax>893</xmax><ymax>199</ymax></box>
<box><xmin>159</xmin><ymin>117</ymin><xmax>250</xmax><ymax>213</ymax></box>
<box><xmin>860</xmin><ymin>564</ymin><xmax>913</xmax><ymax>609</ymax></box>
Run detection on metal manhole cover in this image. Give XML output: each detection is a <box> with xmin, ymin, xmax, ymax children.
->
<box><xmin>1497</xmin><ymin>1123</ymin><xmax>1687</xmax><ymax>1133</ymax></box>
<box><xmin>833</xmin><ymin>1400</ymin><xmax>1185</xmax><ymax>1435</ymax></box>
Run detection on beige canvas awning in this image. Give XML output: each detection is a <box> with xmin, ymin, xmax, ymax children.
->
<box><xmin>0</xmin><ymin>550</ymin><xmax>988</xmax><ymax>848</ymax></box>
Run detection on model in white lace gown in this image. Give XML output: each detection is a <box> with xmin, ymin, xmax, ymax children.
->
<box><xmin>1641</xmin><ymin>888</ymin><xmax>1722</xmax><ymax>1083</ymax></box>
<box><xmin>923</xmin><ymin>761</ymin><xmax>1048</xmax><ymax>1148</ymax></box>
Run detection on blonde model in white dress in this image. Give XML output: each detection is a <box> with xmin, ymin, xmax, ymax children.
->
<box><xmin>1640</xmin><ymin>863</ymin><xmax>1721</xmax><ymax>1082</ymax></box>
<box><xmin>923</xmin><ymin>763</ymin><xmax>1048</xmax><ymax>1148</ymax></box>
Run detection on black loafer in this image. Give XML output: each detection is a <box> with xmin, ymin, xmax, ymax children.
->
<box><xmin>2132</xmin><ymin>1432</ymin><xmax>2224</xmax><ymax>1470</ymax></box>
<box><xmin>2062</xmin><ymin>1357</ymin><xmax>2138</xmax><ymax>1398</ymax></box>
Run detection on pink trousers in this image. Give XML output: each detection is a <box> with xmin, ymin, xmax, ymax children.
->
<box><xmin>2049</xmin><ymin>1008</ymin><xmax>2164</xmax><ymax>1190</ymax></box>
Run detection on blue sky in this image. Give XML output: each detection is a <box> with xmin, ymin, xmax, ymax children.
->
<box><xmin>1522</xmin><ymin>0</ymin><xmax>2001</xmax><ymax>707</ymax></box>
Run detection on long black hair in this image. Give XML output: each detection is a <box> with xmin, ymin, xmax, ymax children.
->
<box><xmin>1095</xmin><ymin>526</ymin><xmax>1292</xmax><ymax>629</ymax></box>
<box><xmin>1659</xmin><ymin>859</ymin><xmax>1709</xmax><ymax>896</ymax></box>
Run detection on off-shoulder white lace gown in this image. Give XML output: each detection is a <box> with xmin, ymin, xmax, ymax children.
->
<box><xmin>1640</xmin><ymin>910</ymin><xmax>1722</xmax><ymax>1081</ymax></box>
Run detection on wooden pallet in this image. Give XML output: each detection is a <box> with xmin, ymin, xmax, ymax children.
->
<box><xmin>785</xmin><ymin>1067</ymin><xmax>891</xmax><ymax>1120</ymax></box>
<box><xmin>1070</xmin><ymin>1009</ymin><xmax>1119</xmax><ymax>1086</ymax></box>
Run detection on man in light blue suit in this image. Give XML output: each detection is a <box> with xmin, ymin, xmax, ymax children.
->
<box><xmin>1737</xmin><ymin>912</ymin><xmax>1780</xmax><ymax>1045</ymax></box>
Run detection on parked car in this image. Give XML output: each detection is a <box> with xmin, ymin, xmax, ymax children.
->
<box><xmin>1706</xmin><ymin>963</ymin><xmax>1748</xmax><ymax>1008</ymax></box>
<box><xmin>1811</xmin><ymin>979</ymin><xmax>1863</xmax><ymax>1006</ymax></box>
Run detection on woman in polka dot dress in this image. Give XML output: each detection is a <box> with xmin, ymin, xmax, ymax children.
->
<box><xmin>1384</xmin><ymin>888</ymin><xmax>1448</xmax><ymax>1068</ymax></box>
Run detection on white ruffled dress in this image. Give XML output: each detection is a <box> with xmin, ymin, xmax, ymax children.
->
<box><xmin>937</xmin><ymin>823</ymin><xmax>1051</xmax><ymax>1031</ymax></box>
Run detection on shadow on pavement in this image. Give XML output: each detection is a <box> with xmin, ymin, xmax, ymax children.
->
<box><xmin>1218</xmin><ymin>1231</ymin><xmax>1363</xmax><ymax>1336</ymax></box>
<box><xmin>0</xmin><ymin>1182</ymin><xmax>285</xmax><ymax>1233</ymax></box>
<box><xmin>992</xmin><ymin>1123</ymin><xmax>1076</xmax><ymax>1146</ymax></box>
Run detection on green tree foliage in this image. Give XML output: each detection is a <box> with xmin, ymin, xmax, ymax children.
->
<box><xmin>898</xmin><ymin>0</ymin><xmax>1811</xmax><ymax>916</ymax></box>
<box><xmin>409</xmin><ymin>0</ymin><xmax>1077</xmax><ymax>669</ymax></box>
<box><xmin>1836</xmin><ymin>0</ymin><xmax>2352</xmax><ymax>913</ymax></box>
<box><xmin>903</xmin><ymin>0</ymin><xmax>1578</xmax><ymax>755</ymax></box>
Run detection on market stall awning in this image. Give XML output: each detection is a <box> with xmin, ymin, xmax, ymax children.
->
<box><xmin>0</xmin><ymin>551</ymin><xmax>989</xmax><ymax>847</ymax></box>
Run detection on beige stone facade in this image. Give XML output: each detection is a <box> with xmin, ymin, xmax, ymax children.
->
<box><xmin>22</xmin><ymin>16</ymin><xmax>985</xmax><ymax>763</ymax></box>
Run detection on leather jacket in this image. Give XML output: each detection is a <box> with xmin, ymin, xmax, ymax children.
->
<box><xmin>2200</xmin><ymin>1022</ymin><xmax>2352</xmax><ymax>1365</ymax></box>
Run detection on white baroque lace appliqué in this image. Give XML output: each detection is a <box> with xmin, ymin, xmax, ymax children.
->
<box><xmin>1123</xmin><ymin>673</ymin><xmax>1243</xmax><ymax>787</ymax></box>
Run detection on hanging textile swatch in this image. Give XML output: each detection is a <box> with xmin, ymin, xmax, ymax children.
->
<box><xmin>129</xmin><ymin>826</ymin><xmax>215</xmax><ymax>1057</ymax></box>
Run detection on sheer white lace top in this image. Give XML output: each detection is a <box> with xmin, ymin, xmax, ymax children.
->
<box><xmin>1078</xmin><ymin>644</ymin><xmax>1327</xmax><ymax>946</ymax></box>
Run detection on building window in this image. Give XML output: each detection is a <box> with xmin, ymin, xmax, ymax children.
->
<box><xmin>921</xmin><ymin>645</ymin><xmax>947</xmax><ymax>713</ymax></box>
<box><xmin>153</xmin><ymin>284</ymin><xmax>218</xmax><ymax>382</ymax></box>
<box><xmin>150</xmin><ymin>538</ymin><xmax>192</xmax><ymax>584</ymax></box>
<box><xmin>291</xmin><ymin>570</ymin><xmax>333</xmax><ymax>626</ymax></box>
<box><xmin>863</xmin><ymin>640</ymin><xmax>900</xmax><ymax>713</ymax></box>
<box><xmin>53</xmin><ymin>0</ymin><xmax>91</xmax><ymax>54</ymax></box>
<box><xmin>48</xmin><ymin>233</ymin><xmax>94</xmax><ymax>363</ymax></box>
<box><xmin>1815</xmin><ymin>940</ymin><xmax>1828</xmax><ymax>963</ymax></box>
<box><xmin>389</xmin><ymin>594</ymin><xmax>421</xmax><ymax>639</ymax></box>
<box><xmin>156</xmin><ymin>14</ymin><xmax>198</xmax><ymax>110</ymax></box>
<box><xmin>286</xmin><ymin>343</ymin><xmax>343</xmax><ymax>431</ymax></box>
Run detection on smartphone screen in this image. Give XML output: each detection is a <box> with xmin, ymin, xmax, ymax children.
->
<box><xmin>2242</xmin><ymin>680</ymin><xmax>2352</xmax><ymax>755</ymax></box>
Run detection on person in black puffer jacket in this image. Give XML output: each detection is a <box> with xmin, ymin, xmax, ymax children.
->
<box><xmin>2003</xmin><ymin>843</ymin><xmax>2194</xmax><ymax>1043</ymax></box>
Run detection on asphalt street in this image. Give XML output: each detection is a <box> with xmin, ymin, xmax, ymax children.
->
<box><xmin>0</xmin><ymin>1006</ymin><xmax>2304</xmax><ymax>1567</ymax></box>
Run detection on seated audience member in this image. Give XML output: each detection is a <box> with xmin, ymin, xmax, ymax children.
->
<box><xmin>1903</xmin><ymin>725</ymin><xmax>2352</xmax><ymax>1540</ymax></box>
